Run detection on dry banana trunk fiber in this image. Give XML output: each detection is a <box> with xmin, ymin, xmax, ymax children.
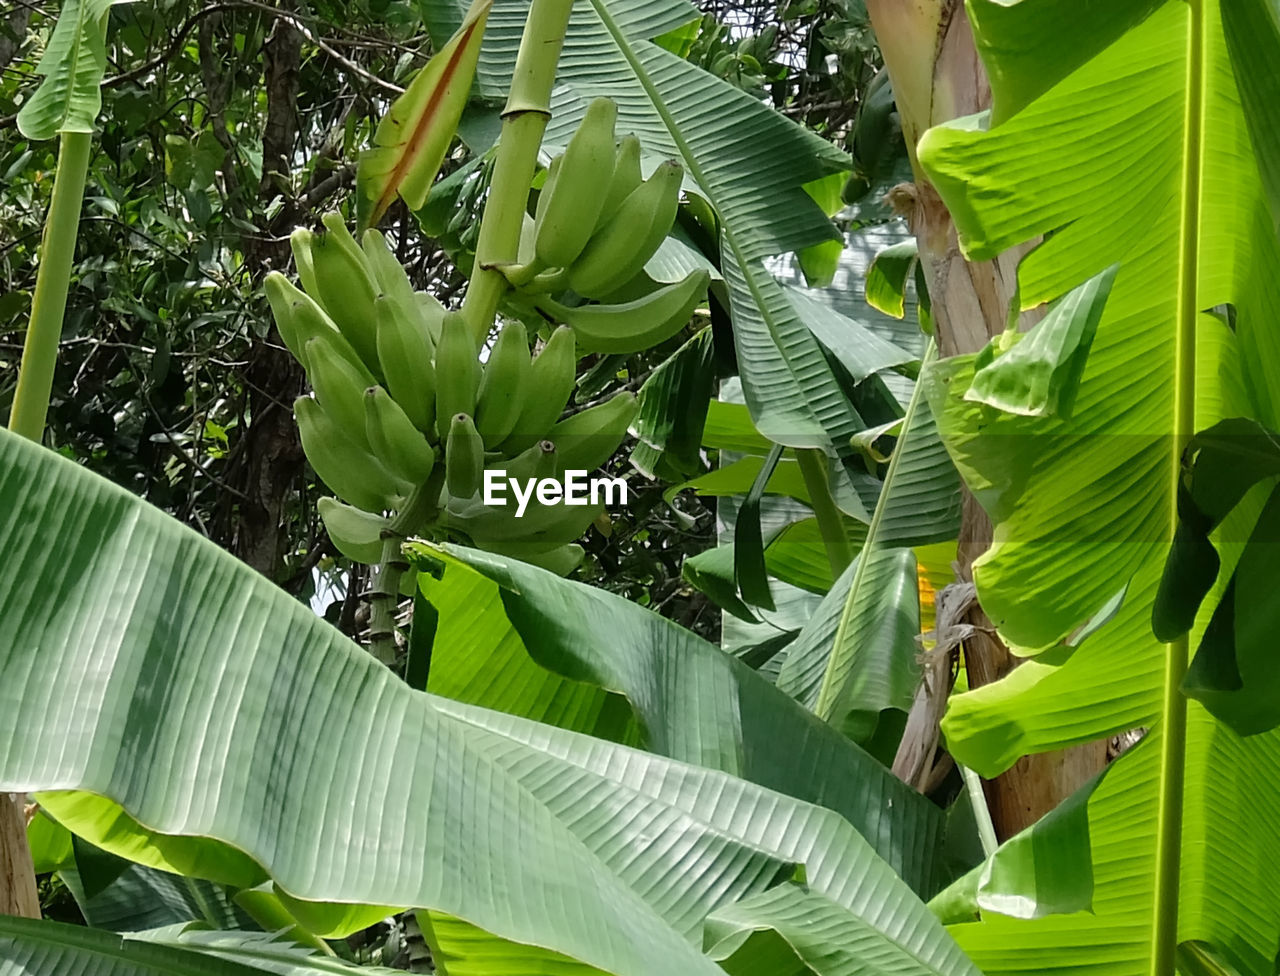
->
<box><xmin>1</xmin><ymin>793</ymin><xmax>39</xmax><ymax>918</ymax></box>
<box><xmin>866</xmin><ymin>0</ymin><xmax>1107</xmax><ymax>839</ymax></box>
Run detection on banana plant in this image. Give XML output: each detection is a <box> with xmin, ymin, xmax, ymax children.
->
<box><xmin>909</xmin><ymin>1</ymin><xmax>1280</xmax><ymax>972</ymax></box>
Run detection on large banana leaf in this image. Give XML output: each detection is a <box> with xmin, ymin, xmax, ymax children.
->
<box><xmin>914</xmin><ymin>2</ymin><xmax>1280</xmax><ymax>971</ymax></box>
<box><xmin>422</xmin><ymin>545</ymin><xmax>946</xmax><ymax>897</ymax></box>
<box><xmin>423</xmin><ymin>0</ymin><xmax>862</xmax><ymax>449</ymax></box>
<box><xmin>0</xmin><ymin>428</ymin><xmax>976</xmax><ymax>975</ymax></box>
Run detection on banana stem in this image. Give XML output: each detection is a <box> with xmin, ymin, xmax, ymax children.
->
<box><xmin>459</xmin><ymin>0</ymin><xmax>576</xmax><ymax>346</ymax></box>
<box><xmin>366</xmin><ymin>474</ymin><xmax>444</xmax><ymax>664</ymax></box>
<box><xmin>795</xmin><ymin>448</ymin><xmax>853</xmax><ymax>577</ymax></box>
<box><xmin>8</xmin><ymin>131</ymin><xmax>92</xmax><ymax>441</ymax></box>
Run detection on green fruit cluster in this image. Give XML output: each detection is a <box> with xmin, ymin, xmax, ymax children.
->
<box><xmin>267</xmin><ymin>212</ymin><xmax>642</xmax><ymax>574</ymax></box>
<box><xmin>509</xmin><ymin>97</ymin><xmax>711</xmax><ymax>354</ymax></box>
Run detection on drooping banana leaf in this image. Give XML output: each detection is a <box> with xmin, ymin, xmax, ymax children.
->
<box><xmin>418</xmin><ymin>544</ymin><xmax>946</xmax><ymax>897</ymax></box>
<box><xmin>914</xmin><ymin>2</ymin><xmax>1280</xmax><ymax>971</ymax></box>
<box><xmin>0</xmin><ymin>428</ymin><xmax>975</xmax><ymax>975</ymax></box>
<box><xmin>421</xmin><ymin>0</ymin><xmax>863</xmax><ymax>449</ymax></box>
<box><xmin>773</xmin><ymin>343</ymin><xmax>957</xmax><ymax>756</ymax></box>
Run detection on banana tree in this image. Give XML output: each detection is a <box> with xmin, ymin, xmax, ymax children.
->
<box><xmin>894</xmin><ymin>0</ymin><xmax>1280</xmax><ymax>972</ymax></box>
<box><xmin>862</xmin><ymin>0</ymin><xmax>1111</xmax><ymax>839</ymax></box>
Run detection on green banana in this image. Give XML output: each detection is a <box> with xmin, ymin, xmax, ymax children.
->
<box><xmin>360</xmin><ymin>229</ymin><xmax>417</xmax><ymax>309</ymax></box>
<box><xmin>309</xmin><ymin>212</ymin><xmax>381</xmax><ymax>372</ymax></box>
<box><xmin>445</xmin><ymin>412</ymin><xmax>485</xmax><ymax>500</ymax></box>
<box><xmin>317</xmin><ymin>497</ymin><xmax>388</xmax><ymax>565</ymax></box>
<box><xmin>475</xmin><ymin>320</ymin><xmax>530</xmax><ymax>448</ymax></box>
<box><xmin>533</xmin><ymin>155</ymin><xmax>562</xmax><ymax>229</ymax></box>
<box><xmin>295</xmin><ymin>396</ymin><xmax>405</xmax><ymax>513</ymax></box>
<box><xmin>433</xmin><ymin>311</ymin><xmax>482</xmax><ymax>441</ymax></box>
<box><xmin>548</xmin><ymin>391</ymin><xmax>638</xmax><ymax>475</ymax></box>
<box><xmin>364</xmin><ymin>385</ymin><xmax>437</xmax><ymax>484</ymax></box>
<box><xmin>305</xmin><ymin>334</ymin><xmax>380</xmax><ymax>450</ymax></box>
<box><xmin>271</xmin><ymin>281</ymin><xmax>370</xmax><ymax>378</ymax></box>
<box><xmin>568</xmin><ymin>160</ymin><xmax>684</xmax><ymax>300</ymax></box>
<box><xmin>416</xmin><ymin>293</ymin><xmax>446</xmax><ymax>344</ymax></box>
<box><xmin>534</xmin><ymin>98</ymin><xmax>618</xmax><ymax>269</ymax></box>
<box><xmin>498</xmin><ymin>325</ymin><xmax>577</xmax><ymax>454</ymax></box>
<box><xmin>488</xmin><ymin>438</ymin><xmax>558</xmax><ymax>483</ymax></box>
<box><xmin>290</xmin><ymin>228</ymin><xmax>322</xmax><ymax>300</ymax></box>
<box><xmin>374</xmin><ymin>294</ymin><xmax>436</xmax><ymax>436</ymax></box>
<box><xmin>536</xmin><ymin>270</ymin><xmax>710</xmax><ymax>354</ymax></box>
<box><xmin>264</xmin><ymin>271</ymin><xmax>337</xmax><ymax>367</ymax></box>
<box><xmin>595</xmin><ymin>134</ymin><xmax>642</xmax><ymax>231</ymax></box>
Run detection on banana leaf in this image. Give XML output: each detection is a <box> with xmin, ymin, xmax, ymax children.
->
<box><xmin>418</xmin><ymin>543</ymin><xmax>947</xmax><ymax>897</ymax></box>
<box><xmin>16</xmin><ymin>0</ymin><xmax>121</xmax><ymax>140</ymax></box>
<box><xmin>0</xmin><ymin>428</ymin><xmax>975</xmax><ymax>975</ymax></box>
<box><xmin>915</xmin><ymin>2</ymin><xmax>1280</xmax><ymax>971</ymax></box>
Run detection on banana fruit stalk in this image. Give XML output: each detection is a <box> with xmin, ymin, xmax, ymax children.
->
<box><xmin>535</xmin><ymin>270</ymin><xmax>709</xmax><ymax>354</ymax></box>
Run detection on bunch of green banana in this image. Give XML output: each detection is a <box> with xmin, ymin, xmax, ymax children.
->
<box><xmin>504</xmin><ymin>100</ymin><xmax>684</xmax><ymax>300</ymax></box>
<box><xmin>271</xmin><ymin>207</ymin><xmax>645</xmax><ymax>576</ymax></box>
<box><xmin>271</xmin><ymin>214</ymin><xmax>445</xmax><ymax>526</ymax></box>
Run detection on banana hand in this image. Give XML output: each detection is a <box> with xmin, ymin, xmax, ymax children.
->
<box><xmin>296</xmin><ymin>396</ymin><xmax>407</xmax><ymax>513</ymax></box>
<box><xmin>364</xmin><ymin>385</ymin><xmax>437</xmax><ymax>484</ymax></box>
<box><xmin>567</xmin><ymin>160</ymin><xmax>683</xmax><ymax>300</ymax></box>
<box><xmin>498</xmin><ymin>325</ymin><xmax>577</xmax><ymax>455</ymax></box>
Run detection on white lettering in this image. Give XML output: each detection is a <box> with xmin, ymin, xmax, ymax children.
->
<box><xmin>510</xmin><ymin>476</ymin><xmax>536</xmax><ymax>518</ymax></box>
<box><xmin>563</xmin><ymin>470</ymin><xmax>588</xmax><ymax>505</ymax></box>
<box><xmin>591</xmin><ymin>476</ymin><xmax>628</xmax><ymax>507</ymax></box>
<box><xmin>483</xmin><ymin>469</ymin><xmax>506</xmax><ymax>507</ymax></box>
<box><xmin>536</xmin><ymin>479</ymin><xmax>563</xmax><ymax>505</ymax></box>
